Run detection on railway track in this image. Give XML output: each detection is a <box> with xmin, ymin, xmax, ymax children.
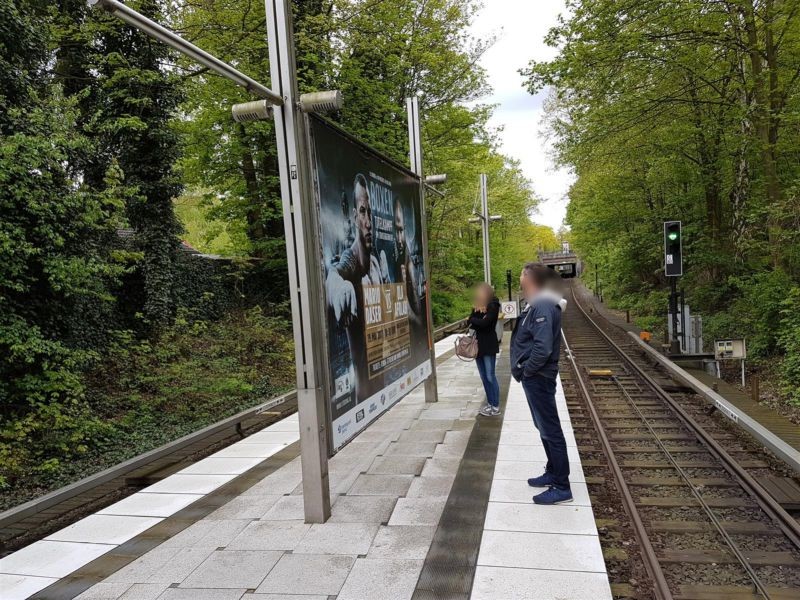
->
<box><xmin>0</xmin><ymin>319</ymin><xmax>467</xmax><ymax>557</ymax></box>
<box><xmin>561</xmin><ymin>283</ymin><xmax>800</xmax><ymax>600</ymax></box>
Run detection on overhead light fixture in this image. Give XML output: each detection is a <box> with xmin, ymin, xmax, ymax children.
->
<box><xmin>299</xmin><ymin>91</ymin><xmax>343</xmax><ymax>114</ymax></box>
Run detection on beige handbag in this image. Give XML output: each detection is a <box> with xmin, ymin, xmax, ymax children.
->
<box><xmin>455</xmin><ymin>330</ymin><xmax>478</xmax><ymax>361</ymax></box>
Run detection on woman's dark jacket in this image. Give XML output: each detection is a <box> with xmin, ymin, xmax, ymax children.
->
<box><xmin>469</xmin><ymin>297</ymin><xmax>501</xmax><ymax>357</ymax></box>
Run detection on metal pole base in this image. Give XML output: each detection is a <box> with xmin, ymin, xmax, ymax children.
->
<box><xmin>297</xmin><ymin>388</ymin><xmax>331</xmax><ymax>523</ymax></box>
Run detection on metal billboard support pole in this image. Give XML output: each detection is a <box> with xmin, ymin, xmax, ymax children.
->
<box><xmin>480</xmin><ymin>174</ymin><xmax>491</xmax><ymax>284</ymax></box>
<box><xmin>407</xmin><ymin>96</ymin><xmax>438</xmax><ymax>404</ymax></box>
<box><xmin>265</xmin><ymin>0</ymin><xmax>331</xmax><ymax>523</ymax></box>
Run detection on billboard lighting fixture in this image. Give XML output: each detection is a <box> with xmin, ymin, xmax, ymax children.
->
<box><xmin>425</xmin><ymin>174</ymin><xmax>447</xmax><ymax>185</ymax></box>
<box><xmin>299</xmin><ymin>90</ymin><xmax>343</xmax><ymax>114</ymax></box>
<box><xmin>232</xmin><ymin>100</ymin><xmax>273</xmax><ymax>122</ymax></box>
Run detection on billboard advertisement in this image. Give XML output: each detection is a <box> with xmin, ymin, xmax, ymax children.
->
<box><xmin>308</xmin><ymin>115</ymin><xmax>432</xmax><ymax>450</ymax></box>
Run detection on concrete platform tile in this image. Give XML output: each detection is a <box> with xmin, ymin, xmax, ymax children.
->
<box><xmin>442</xmin><ymin>430</ymin><xmax>471</xmax><ymax>444</ymax></box>
<box><xmin>368</xmin><ymin>455</ymin><xmax>427</xmax><ymax>475</ymax></box>
<box><xmin>207</xmin><ymin>495</ymin><xmax>281</xmax><ymax>520</ymax></box>
<box><xmin>419</xmin><ymin>457</ymin><xmax>461</xmax><ymax>478</ymax></box>
<box><xmin>367</xmin><ymin>525</ymin><xmax>436</xmax><ymax>559</ymax></box>
<box><xmin>405</xmin><ymin>475</ymin><xmax>456</xmax><ymax>498</ymax></box>
<box><xmin>178</xmin><ymin>456</ymin><xmax>265</xmax><ymax>476</ymax></box>
<box><xmin>75</xmin><ymin>582</ymin><xmax>133</xmax><ymax>599</ymax></box>
<box><xmin>409</xmin><ymin>419</ymin><xmax>453</xmax><ymax>431</ymax></box>
<box><xmin>260</xmin><ymin>495</ymin><xmax>305</xmax><ymax>520</ymax></box>
<box><xmin>489</xmin><ymin>480</ymin><xmax>592</xmax><ymax>506</ymax></box>
<box><xmin>499</xmin><ymin>430</ymin><xmax>577</xmax><ymax>448</ymax></box>
<box><xmin>146</xmin><ymin>547</ymin><xmax>217</xmax><ymax>583</ymax></box>
<box><xmin>77</xmin><ymin>582</ymin><xmax>168</xmax><ymax>600</ymax></box>
<box><xmin>156</xmin><ymin>589</ymin><xmax>246</xmax><ymax>600</ymax></box>
<box><xmin>180</xmin><ymin>550</ymin><xmax>282</xmax><ymax>588</ymax></box>
<box><xmin>347</xmin><ymin>473</ymin><xmax>414</xmax><ymax>496</ymax></box>
<box><xmin>471</xmin><ymin>565</ymin><xmax>612</xmax><ymax>600</ymax></box>
<box><xmin>388</xmin><ymin>497</ymin><xmax>447</xmax><ymax>526</ymax></box>
<box><xmin>383</xmin><ymin>442</ymin><xmax>438</xmax><ymax>457</ymax></box>
<box><xmin>431</xmin><ymin>443</ymin><xmax>467</xmax><ymax>459</ymax></box>
<box><xmin>119</xmin><ymin>583</ymin><xmax>172</xmax><ymax>600</ymax></box>
<box><xmin>0</xmin><ymin>574</ymin><xmax>59</xmax><ymax>600</ymax></box>
<box><xmin>98</xmin><ymin>493</ymin><xmax>204</xmax><ymax>518</ymax></box>
<box><xmin>145</xmin><ymin>474</ymin><xmax>236</xmax><ymax>495</ymax></box>
<box><xmin>496</xmin><ymin>444</ymin><xmax>582</xmax><ymax>463</ymax></box>
<box><xmin>103</xmin><ymin>547</ymin><xmax>182</xmax><ymax>583</ymax></box>
<box><xmin>328</xmin><ymin>496</ymin><xmax>397</xmax><ymax>523</ymax></box>
<box><xmin>242</xmin><ymin>466</ymin><xmax>303</xmax><ymax>497</ymax></box>
<box><xmin>477</xmin><ymin>530</ymin><xmax>606</xmax><ymax>572</ymax></box>
<box><xmin>244</xmin><ymin>431</ymin><xmax>299</xmax><ymax>444</ymax></box>
<box><xmin>261</xmin><ymin>418</ymin><xmax>299</xmax><ymax>432</ymax></box>
<box><xmin>226</xmin><ymin>520</ymin><xmax>310</xmax><ymax>551</ymax></box>
<box><xmin>160</xmin><ymin>520</ymin><xmax>250</xmax><ymax>549</ymax></box>
<box><xmin>396</xmin><ymin>429</ymin><xmax>447</xmax><ymax>443</ymax></box>
<box><xmin>255</xmin><ymin>554</ymin><xmax>355</xmax><ymax>596</ymax></box>
<box><xmin>337</xmin><ymin>558</ymin><xmax>423</xmax><ymax>600</ymax></box>
<box><xmin>251</xmin><ymin>596</ymin><xmax>327</xmax><ymax>600</ymax></box>
<box><xmin>45</xmin><ymin>514</ymin><xmax>162</xmax><ymax>545</ymax></box>
<box><xmin>293</xmin><ymin>522</ymin><xmax>379</xmax><ymax>555</ymax></box>
<box><xmin>0</xmin><ymin>540</ymin><xmax>115</xmax><ymax>578</ymax></box>
<box><xmin>484</xmin><ymin>502</ymin><xmax>597</xmax><ymax>535</ymax></box>
<box><xmin>491</xmin><ymin>459</ymin><xmax>586</xmax><ymax>483</ymax></box>
<box><xmin>212</xmin><ymin>443</ymin><xmax>285</xmax><ymax>458</ymax></box>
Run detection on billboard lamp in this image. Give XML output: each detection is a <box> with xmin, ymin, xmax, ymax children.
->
<box><xmin>232</xmin><ymin>100</ymin><xmax>273</xmax><ymax>122</ymax></box>
<box><xmin>425</xmin><ymin>174</ymin><xmax>447</xmax><ymax>185</ymax></box>
<box><xmin>299</xmin><ymin>91</ymin><xmax>343</xmax><ymax>114</ymax></box>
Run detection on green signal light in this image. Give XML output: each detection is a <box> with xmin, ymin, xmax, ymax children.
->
<box><xmin>668</xmin><ymin>232</ymin><xmax>679</xmax><ymax>241</ymax></box>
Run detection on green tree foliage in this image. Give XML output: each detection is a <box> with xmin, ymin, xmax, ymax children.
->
<box><xmin>174</xmin><ymin>0</ymin><xmax>554</xmax><ymax>320</ymax></box>
<box><xmin>0</xmin><ymin>0</ymin><xmax>129</xmax><ymax>483</ymax></box>
<box><xmin>525</xmin><ymin>0</ymin><xmax>800</xmax><ymax>401</ymax></box>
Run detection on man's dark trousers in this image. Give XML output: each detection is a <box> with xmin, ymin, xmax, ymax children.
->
<box><xmin>521</xmin><ymin>374</ymin><xmax>570</xmax><ymax>490</ymax></box>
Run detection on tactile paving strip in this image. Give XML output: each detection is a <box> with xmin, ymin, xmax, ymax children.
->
<box><xmin>412</xmin><ymin>348</ymin><xmax>511</xmax><ymax>600</ymax></box>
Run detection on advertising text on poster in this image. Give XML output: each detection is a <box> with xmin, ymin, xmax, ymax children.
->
<box><xmin>309</xmin><ymin>116</ymin><xmax>432</xmax><ymax>450</ymax></box>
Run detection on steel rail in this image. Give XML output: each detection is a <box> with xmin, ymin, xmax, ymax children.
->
<box><xmin>569</xmin><ymin>285</ymin><xmax>800</xmax><ymax>549</ymax></box>
<box><xmin>611</xmin><ymin>376</ymin><xmax>772</xmax><ymax>600</ymax></box>
<box><xmin>0</xmin><ymin>318</ymin><xmax>467</xmax><ymax>532</ymax></box>
<box><xmin>560</xmin><ymin>330</ymin><xmax>674</xmax><ymax>600</ymax></box>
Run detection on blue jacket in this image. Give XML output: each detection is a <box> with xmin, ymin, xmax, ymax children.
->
<box><xmin>510</xmin><ymin>290</ymin><xmax>565</xmax><ymax>381</ymax></box>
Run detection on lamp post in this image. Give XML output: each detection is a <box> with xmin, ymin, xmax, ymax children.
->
<box><xmin>469</xmin><ymin>174</ymin><xmax>502</xmax><ymax>284</ymax></box>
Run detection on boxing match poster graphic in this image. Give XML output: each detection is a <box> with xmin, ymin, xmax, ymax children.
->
<box><xmin>308</xmin><ymin>116</ymin><xmax>432</xmax><ymax>450</ymax></box>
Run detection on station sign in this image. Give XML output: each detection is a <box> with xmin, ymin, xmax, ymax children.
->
<box><xmin>715</xmin><ymin>339</ymin><xmax>746</xmax><ymax>360</ymax></box>
<box><xmin>308</xmin><ymin>115</ymin><xmax>432</xmax><ymax>450</ymax></box>
<box><xmin>500</xmin><ymin>301</ymin><xmax>519</xmax><ymax>320</ymax></box>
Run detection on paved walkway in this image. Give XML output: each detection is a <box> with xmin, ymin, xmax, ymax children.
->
<box><xmin>471</xmin><ymin>376</ymin><xmax>612</xmax><ymax>600</ymax></box>
<box><xmin>3</xmin><ymin>334</ymin><xmax>612</xmax><ymax>600</ymax></box>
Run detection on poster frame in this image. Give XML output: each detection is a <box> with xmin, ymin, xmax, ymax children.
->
<box><xmin>304</xmin><ymin>113</ymin><xmax>433</xmax><ymax>454</ymax></box>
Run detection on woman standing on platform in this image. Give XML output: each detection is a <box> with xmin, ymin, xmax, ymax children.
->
<box><xmin>470</xmin><ymin>283</ymin><xmax>501</xmax><ymax>417</ymax></box>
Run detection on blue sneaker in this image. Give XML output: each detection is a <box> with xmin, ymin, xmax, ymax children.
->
<box><xmin>533</xmin><ymin>486</ymin><xmax>573</xmax><ymax>505</ymax></box>
<box><xmin>527</xmin><ymin>473</ymin><xmax>555</xmax><ymax>487</ymax></box>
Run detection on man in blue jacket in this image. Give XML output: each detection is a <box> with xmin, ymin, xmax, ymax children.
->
<box><xmin>510</xmin><ymin>263</ymin><xmax>571</xmax><ymax>504</ymax></box>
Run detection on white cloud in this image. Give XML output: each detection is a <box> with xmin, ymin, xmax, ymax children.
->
<box><xmin>470</xmin><ymin>0</ymin><xmax>574</xmax><ymax>232</ymax></box>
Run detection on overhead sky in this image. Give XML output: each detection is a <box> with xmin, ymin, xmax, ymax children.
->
<box><xmin>469</xmin><ymin>0</ymin><xmax>573</xmax><ymax>232</ymax></box>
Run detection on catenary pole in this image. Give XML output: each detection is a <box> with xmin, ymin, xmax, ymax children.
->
<box><xmin>480</xmin><ymin>174</ymin><xmax>491</xmax><ymax>284</ymax></box>
<box><xmin>407</xmin><ymin>96</ymin><xmax>439</xmax><ymax>404</ymax></box>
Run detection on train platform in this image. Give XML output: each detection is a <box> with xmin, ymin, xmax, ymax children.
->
<box><xmin>1</xmin><ymin>342</ymin><xmax>610</xmax><ymax>600</ymax></box>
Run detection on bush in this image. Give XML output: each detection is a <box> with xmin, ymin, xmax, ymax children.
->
<box><xmin>778</xmin><ymin>287</ymin><xmax>800</xmax><ymax>406</ymax></box>
<box><xmin>702</xmin><ymin>271</ymin><xmax>794</xmax><ymax>360</ymax></box>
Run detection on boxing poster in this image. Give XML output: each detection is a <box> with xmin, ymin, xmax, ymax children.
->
<box><xmin>308</xmin><ymin>115</ymin><xmax>432</xmax><ymax>450</ymax></box>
